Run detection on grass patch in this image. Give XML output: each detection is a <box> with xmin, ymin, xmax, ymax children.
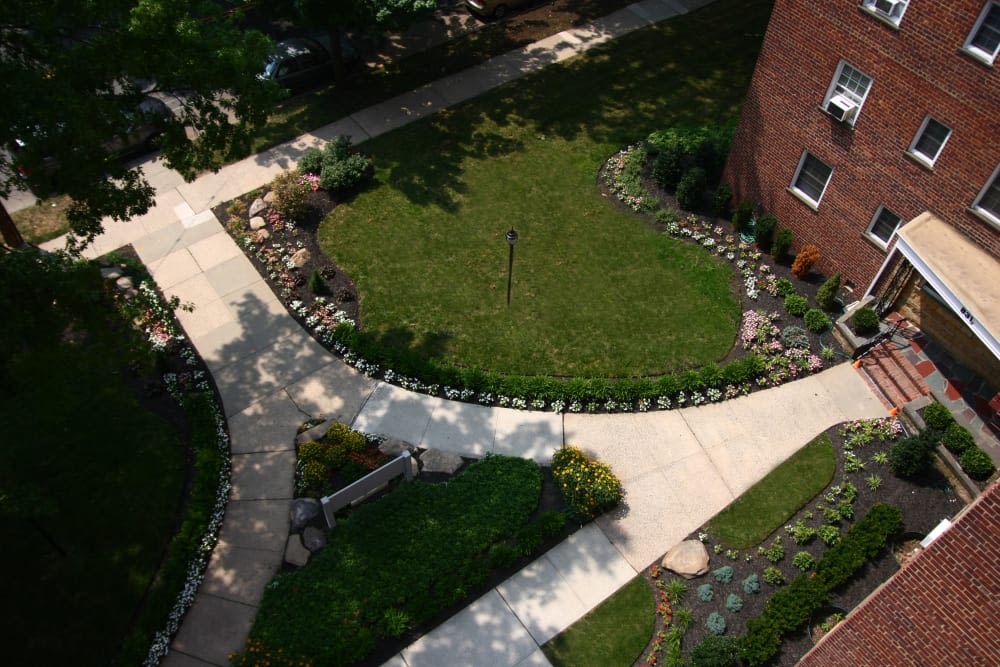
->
<box><xmin>242</xmin><ymin>455</ymin><xmax>545</xmax><ymax>665</ymax></box>
<box><xmin>543</xmin><ymin>575</ymin><xmax>654</xmax><ymax>667</ymax></box>
<box><xmin>707</xmin><ymin>434</ymin><xmax>836</xmax><ymax>548</ymax></box>
<box><xmin>321</xmin><ymin>0</ymin><xmax>774</xmax><ymax>376</ymax></box>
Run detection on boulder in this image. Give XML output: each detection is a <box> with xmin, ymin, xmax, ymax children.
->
<box><xmin>285</xmin><ymin>534</ymin><xmax>311</xmax><ymax>567</ymax></box>
<box><xmin>263</xmin><ymin>190</ymin><xmax>277</xmax><ymax>203</ymax></box>
<box><xmin>378</xmin><ymin>436</ymin><xmax>414</xmax><ymax>457</ymax></box>
<box><xmin>249</xmin><ymin>216</ymin><xmax>267</xmax><ymax>231</ymax></box>
<box><xmin>302</xmin><ymin>525</ymin><xmax>327</xmax><ymax>552</ymax></box>
<box><xmin>289</xmin><ymin>498</ymin><xmax>321</xmax><ymax>532</ymax></box>
<box><xmin>248</xmin><ymin>197</ymin><xmax>268</xmax><ymax>217</ymax></box>
<box><xmin>419</xmin><ymin>448</ymin><xmax>464</xmax><ymax>475</ymax></box>
<box><xmin>101</xmin><ymin>267</ymin><xmax>123</xmax><ymax>281</ymax></box>
<box><xmin>661</xmin><ymin>540</ymin><xmax>710</xmax><ymax>579</ymax></box>
<box><xmin>290</xmin><ymin>248</ymin><xmax>311</xmax><ymax>268</ymax></box>
<box><xmin>115</xmin><ymin>276</ymin><xmax>134</xmax><ymax>291</ymax></box>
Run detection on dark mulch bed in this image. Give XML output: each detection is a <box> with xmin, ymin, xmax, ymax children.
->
<box><xmin>632</xmin><ymin>421</ymin><xmax>964</xmax><ymax>667</ymax></box>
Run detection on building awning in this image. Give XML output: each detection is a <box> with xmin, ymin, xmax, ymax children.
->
<box><xmin>892</xmin><ymin>212</ymin><xmax>1000</xmax><ymax>360</ymax></box>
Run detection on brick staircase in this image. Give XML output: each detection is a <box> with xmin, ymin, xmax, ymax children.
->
<box><xmin>854</xmin><ymin>341</ymin><xmax>932</xmax><ymax>411</ymax></box>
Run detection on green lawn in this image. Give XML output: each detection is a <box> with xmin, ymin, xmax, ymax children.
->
<box><xmin>321</xmin><ymin>0</ymin><xmax>774</xmax><ymax>376</ymax></box>
<box><xmin>542</xmin><ymin>575</ymin><xmax>654</xmax><ymax>667</ymax></box>
<box><xmin>707</xmin><ymin>434</ymin><xmax>837</xmax><ymax>548</ymax></box>
<box><xmin>0</xmin><ymin>262</ymin><xmax>187</xmax><ymax>665</ymax></box>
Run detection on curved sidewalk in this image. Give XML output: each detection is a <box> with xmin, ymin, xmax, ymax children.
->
<box><xmin>43</xmin><ymin>0</ymin><xmax>888</xmax><ymax>665</ymax></box>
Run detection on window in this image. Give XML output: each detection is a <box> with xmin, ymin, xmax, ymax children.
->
<box><xmin>823</xmin><ymin>61</ymin><xmax>873</xmax><ymax>125</ymax></box>
<box><xmin>867</xmin><ymin>206</ymin><xmax>902</xmax><ymax>247</ymax></box>
<box><xmin>908</xmin><ymin>116</ymin><xmax>952</xmax><ymax>167</ymax></box>
<box><xmin>790</xmin><ymin>152</ymin><xmax>834</xmax><ymax>207</ymax></box>
<box><xmin>965</xmin><ymin>2</ymin><xmax>1000</xmax><ymax>64</ymax></box>
<box><xmin>862</xmin><ymin>0</ymin><xmax>910</xmax><ymax>25</ymax></box>
<box><xmin>972</xmin><ymin>164</ymin><xmax>1000</xmax><ymax>226</ymax></box>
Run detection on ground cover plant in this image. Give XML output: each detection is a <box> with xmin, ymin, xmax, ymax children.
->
<box><xmin>236</xmin><ymin>454</ymin><xmax>586</xmax><ymax>665</ymax></box>
<box><xmin>0</xmin><ymin>247</ymin><xmax>230</xmax><ymax>666</ymax></box>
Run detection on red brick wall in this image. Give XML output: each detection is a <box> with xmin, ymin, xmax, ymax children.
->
<box><xmin>723</xmin><ymin>0</ymin><xmax>1000</xmax><ymax>290</ymax></box>
<box><xmin>798</xmin><ymin>481</ymin><xmax>1000</xmax><ymax>666</ymax></box>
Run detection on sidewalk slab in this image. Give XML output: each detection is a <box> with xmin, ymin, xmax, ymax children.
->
<box><xmin>160</xmin><ymin>650</ymin><xmax>218</xmax><ymax>667</ymax></box>
<box><xmin>228</xmin><ymin>391</ymin><xmax>304</xmax><ymax>454</ymax></box>
<box><xmin>350</xmin><ymin>86</ymin><xmax>451</xmax><ymax>140</ymax></box>
<box><xmin>494</xmin><ymin>409</ymin><xmax>562</xmax><ymax>463</ymax></box>
<box><xmin>170</xmin><ymin>594</ymin><xmax>257</xmax><ymax>666</ymax></box>
<box><xmin>400</xmin><ymin>588</ymin><xmax>538</xmax><ymax>667</ymax></box>
<box><xmin>422</xmin><ymin>399</ymin><xmax>498</xmax><ymax>455</ymax></box>
<box><xmin>200</xmin><ymin>541</ymin><xmax>283</xmax><ymax>606</ymax></box>
<box><xmin>230</xmin><ymin>451</ymin><xmax>296</xmax><ymax>500</ymax></box>
<box><xmin>217</xmin><ymin>499</ymin><xmax>291</xmax><ymax>552</ymax></box>
<box><xmin>285</xmin><ymin>359</ymin><xmax>379</xmax><ymax>425</ymax></box>
<box><xmin>133</xmin><ymin>214</ymin><xmax>221</xmax><ymax>263</ymax></box>
<box><xmin>352</xmin><ymin>382</ymin><xmax>436</xmax><ymax>444</ymax></box>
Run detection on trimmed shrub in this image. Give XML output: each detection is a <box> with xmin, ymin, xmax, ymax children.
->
<box><xmin>781</xmin><ymin>325</ymin><xmax>810</xmax><ymax>350</ymax></box>
<box><xmin>816</xmin><ymin>272</ymin><xmax>842</xmax><ymax>310</ymax></box>
<box><xmin>319</xmin><ymin>152</ymin><xmax>372</xmax><ymax>192</ymax></box>
<box><xmin>297</xmin><ymin>147</ymin><xmax>324</xmax><ymax>175</ymax></box>
<box><xmin>772</xmin><ymin>227</ymin><xmax>793</xmax><ymax>260</ymax></box>
<box><xmin>791</xmin><ymin>244</ymin><xmax>821</xmax><ymax>279</ymax></box>
<box><xmin>922</xmin><ymin>402</ymin><xmax>955</xmax><ymax>432</ymax></box>
<box><xmin>776</xmin><ymin>277</ymin><xmax>796</xmax><ymax>297</ymax></box>
<box><xmin>743</xmin><ymin>573</ymin><xmax>761</xmax><ymax>594</ymax></box>
<box><xmin>942</xmin><ymin>423</ymin><xmax>975</xmax><ymax>455</ymax></box>
<box><xmin>960</xmin><ymin>447</ymin><xmax>996</xmax><ymax>480</ymax></box>
<box><xmin>851</xmin><ymin>307</ymin><xmax>880</xmax><ymax>335</ymax></box>
<box><xmin>690</xmin><ymin>635</ymin><xmax>741</xmax><ymax>667</ymax></box>
<box><xmin>804</xmin><ymin>308</ymin><xmax>831</xmax><ymax>332</ymax></box>
<box><xmin>308</xmin><ymin>269</ymin><xmax>327</xmax><ymax>295</ymax></box>
<box><xmin>890</xmin><ymin>433</ymin><xmax>935</xmax><ymax>478</ymax></box>
<box><xmin>732</xmin><ymin>200</ymin><xmax>754</xmax><ymax>233</ymax></box>
<box><xmin>270</xmin><ymin>171</ymin><xmax>311</xmax><ymax>221</ymax></box>
<box><xmin>652</xmin><ymin>144</ymin><xmax>685</xmax><ymax>192</ymax></box>
<box><xmin>713</xmin><ymin>183</ymin><xmax>733</xmax><ymax>217</ymax></box>
<box><xmin>784</xmin><ymin>294</ymin><xmax>809</xmax><ymax>317</ymax></box>
<box><xmin>754</xmin><ymin>213</ymin><xmax>777</xmax><ymax>248</ymax></box>
<box><xmin>726</xmin><ymin>593</ymin><xmax>744</xmax><ymax>613</ymax></box>
<box><xmin>713</xmin><ymin>565</ymin><xmax>735</xmax><ymax>584</ymax></box>
<box><xmin>697</xmin><ymin>583</ymin><xmax>714</xmax><ymax>602</ymax></box>
<box><xmin>676</xmin><ymin>167</ymin><xmax>708</xmax><ymax>211</ymax></box>
<box><xmin>706</xmin><ymin>612</ymin><xmax>727</xmax><ymax>636</ymax></box>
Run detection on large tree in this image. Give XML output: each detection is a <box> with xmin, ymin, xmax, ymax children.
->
<box><xmin>0</xmin><ymin>0</ymin><xmax>281</xmax><ymax>252</ymax></box>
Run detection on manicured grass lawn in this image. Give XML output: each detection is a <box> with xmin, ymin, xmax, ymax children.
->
<box><xmin>321</xmin><ymin>0</ymin><xmax>773</xmax><ymax>376</ymax></box>
<box><xmin>0</xmin><ymin>273</ymin><xmax>186</xmax><ymax>664</ymax></box>
<box><xmin>542</xmin><ymin>575</ymin><xmax>654</xmax><ymax>667</ymax></box>
<box><xmin>707</xmin><ymin>434</ymin><xmax>836</xmax><ymax>548</ymax></box>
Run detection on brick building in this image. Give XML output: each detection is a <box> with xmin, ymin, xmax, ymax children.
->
<box><xmin>797</xmin><ymin>480</ymin><xmax>1000</xmax><ymax>666</ymax></box>
<box><xmin>723</xmin><ymin>0</ymin><xmax>1000</xmax><ymax>380</ymax></box>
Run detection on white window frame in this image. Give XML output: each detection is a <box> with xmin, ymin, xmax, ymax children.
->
<box><xmin>907</xmin><ymin>116</ymin><xmax>952</xmax><ymax>168</ymax></box>
<box><xmin>866</xmin><ymin>206</ymin><xmax>902</xmax><ymax>248</ymax></box>
<box><xmin>790</xmin><ymin>151</ymin><xmax>834</xmax><ymax>209</ymax></box>
<box><xmin>822</xmin><ymin>60</ymin><xmax>873</xmax><ymax>126</ymax></box>
<box><xmin>971</xmin><ymin>163</ymin><xmax>1000</xmax><ymax>228</ymax></box>
<box><xmin>964</xmin><ymin>2</ymin><xmax>1000</xmax><ymax>64</ymax></box>
<box><xmin>861</xmin><ymin>0</ymin><xmax>910</xmax><ymax>26</ymax></box>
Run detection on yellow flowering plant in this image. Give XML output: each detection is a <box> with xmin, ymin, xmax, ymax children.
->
<box><xmin>551</xmin><ymin>445</ymin><xmax>623</xmax><ymax>522</ymax></box>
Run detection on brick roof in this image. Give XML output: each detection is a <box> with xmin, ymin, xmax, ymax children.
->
<box><xmin>798</xmin><ymin>481</ymin><xmax>1000</xmax><ymax>666</ymax></box>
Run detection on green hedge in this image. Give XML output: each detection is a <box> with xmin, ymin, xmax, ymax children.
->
<box><xmin>739</xmin><ymin>503</ymin><xmax>902</xmax><ymax>666</ymax></box>
<box><xmin>331</xmin><ymin>322</ymin><xmax>765</xmax><ymax>409</ymax></box>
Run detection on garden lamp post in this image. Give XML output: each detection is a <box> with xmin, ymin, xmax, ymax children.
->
<box><xmin>505</xmin><ymin>226</ymin><xmax>518</xmax><ymax>306</ymax></box>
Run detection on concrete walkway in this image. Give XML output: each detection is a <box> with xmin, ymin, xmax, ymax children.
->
<box><xmin>34</xmin><ymin>1</ymin><xmax>887</xmax><ymax>665</ymax></box>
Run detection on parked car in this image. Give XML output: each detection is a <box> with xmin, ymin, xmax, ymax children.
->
<box><xmin>465</xmin><ymin>0</ymin><xmax>539</xmax><ymax>19</ymax></box>
<box><xmin>259</xmin><ymin>36</ymin><xmax>358</xmax><ymax>91</ymax></box>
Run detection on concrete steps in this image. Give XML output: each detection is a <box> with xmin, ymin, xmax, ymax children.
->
<box><xmin>856</xmin><ymin>341</ymin><xmax>931</xmax><ymax>410</ymax></box>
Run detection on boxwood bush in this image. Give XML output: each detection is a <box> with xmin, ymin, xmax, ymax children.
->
<box><xmin>960</xmin><ymin>446</ymin><xmax>996</xmax><ymax>480</ymax></box>
<box><xmin>922</xmin><ymin>402</ymin><xmax>955</xmax><ymax>432</ymax></box>
<box><xmin>851</xmin><ymin>307</ymin><xmax>880</xmax><ymax>335</ymax></box>
<box><xmin>941</xmin><ymin>423</ymin><xmax>975</xmax><ymax>455</ymax></box>
<box><xmin>804</xmin><ymin>308</ymin><xmax>831</xmax><ymax>333</ymax></box>
<box><xmin>783</xmin><ymin>294</ymin><xmax>809</xmax><ymax>317</ymax></box>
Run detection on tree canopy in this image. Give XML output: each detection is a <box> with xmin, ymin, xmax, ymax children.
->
<box><xmin>0</xmin><ymin>0</ymin><xmax>281</xmax><ymax>251</ymax></box>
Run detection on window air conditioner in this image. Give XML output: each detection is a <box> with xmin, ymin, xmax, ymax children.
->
<box><xmin>873</xmin><ymin>0</ymin><xmax>904</xmax><ymax>18</ymax></box>
<box><xmin>826</xmin><ymin>94</ymin><xmax>858</xmax><ymax>122</ymax></box>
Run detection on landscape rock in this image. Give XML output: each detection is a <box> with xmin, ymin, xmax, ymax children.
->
<box><xmin>249</xmin><ymin>216</ymin><xmax>267</xmax><ymax>231</ymax></box>
<box><xmin>101</xmin><ymin>267</ymin><xmax>123</xmax><ymax>281</ymax></box>
<box><xmin>263</xmin><ymin>190</ymin><xmax>277</xmax><ymax>203</ymax></box>
<box><xmin>115</xmin><ymin>276</ymin><xmax>134</xmax><ymax>291</ymax></box>
<box><xmin>302</xmin><ymin>525</ymin><xmax>327</xmax><ymax>552</ymax></box>
<box><xmin>419</xmin><ymin>448</ymin><xmax>464</xmax><ymax>475</ymax></box>
<box><xmin>290</xmin><ymin>248</ymin><xmax>311</xmax><ymax>268</ymax></box>
<box><xmin>248</xmin><ymin>198</ymin><xmax>268</xmax><ymax>217</ymax></box>
<box><xmin>289</xmin><ymin>498</ymin><xmax>321</xmax><ymax>532</ymax></box>
<box><xmin>257</xmin><ymin>229</ymin><xmax>270</xmax><ymax>241</ymax></box>
<box><xmin>378</xmin><ymin>436</ymin><xmax>414</xmax><ymax>457</ymax></box>
<box><xmin>285</xmin><ymin>534</ymin><xmax>311</xmax><ymax>567</ymax></box>
<box><xmin>661</xmin><ymin>540</ymin><xmax>710</xmax><ymax>579</ymax></box>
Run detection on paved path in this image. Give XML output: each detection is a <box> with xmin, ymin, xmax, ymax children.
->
<box><xmin>37</xmin><ymin>1</ymin><xmax>888</xmax><ymax>665</ymax></box>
